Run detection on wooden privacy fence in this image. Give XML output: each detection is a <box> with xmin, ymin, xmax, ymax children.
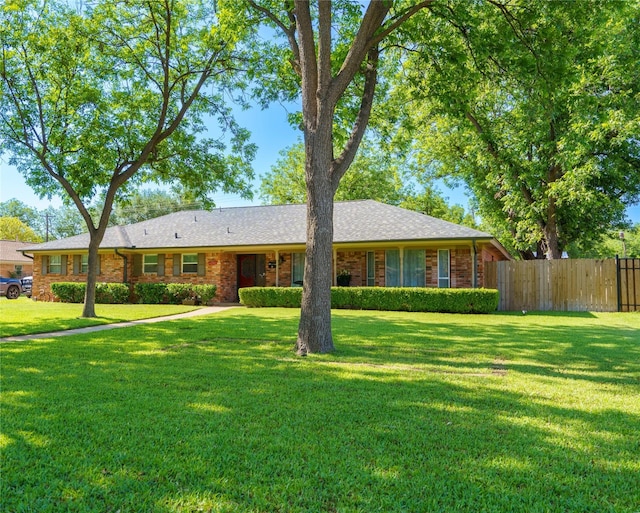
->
<box><xmin>485</xmin><ymin>258</ymin><xmax>640</xmax><ymax>312</ymax></box>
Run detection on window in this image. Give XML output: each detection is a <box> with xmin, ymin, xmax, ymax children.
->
<box><xmin>385</xmin><ymin>249</ymin><xmax>425</xmax><ymax>287</ymax></box>
<box><xmin>403</xmin><ymin>249</ymin><xmax>426</xmax><ymax>287</ymax></box>
<box><xmin>182</xmin><ymin>254</ymin><xmax>198</xmax><ymax>274</ymax></box>
<box><xmin>48</xmin><ymin>255</ymin><xmax>62</xmax><ymax>274</ymax></box>
<box><xmin>292</xmin><ymin>253</ymin><xmax>305</xmax><ymax>286</ymax></box>
<box><xmin>438</xmin><ymin>249</ymin><xmax>450</xmax><ymax>288</ymax></box>
<box><xmin>366</xmin><ymin>251</ymin><xmax>376</xmax><ymax>286</ymax></box>
<box><xmin>80</xmin><ymin>254</ymin><xmax>89</xmax><ymax>274</ymax></box>
<box><xmin>14</xmin><ymin>265</ymin><xmax>23</xmax><ymax>277</ymax></box>
<box><xmin>143</xmin><ymin>254</ymin><xmax>158</xmax><ymax>274</ymax></box>
<box><xmin>385</xmin><ymin>250</ymin><xmax>400</xmax><ymax>287</ymax></box>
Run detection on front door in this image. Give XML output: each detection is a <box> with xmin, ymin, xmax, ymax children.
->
<box><xmin>238</xmin><ymin>254</ymin><xmax>256</xmax><ymax>289</ymax></box>
<box><xmin>237</xmin><ymin>254</ymin><xmax>266</xmax><ymax>290</ymax></box>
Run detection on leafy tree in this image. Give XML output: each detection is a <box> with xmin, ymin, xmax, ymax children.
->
<box><xmin>110</xmin><ymin>189</ymin><xmax>204</xmax><ymax>226</ymax></box>
<box><xmin>260</xmin><ymin>140</ymin><xmax>476</xmax><ymax>227</ymax></box>
<box><xmin>567</xmin><ymin>224</ymin><xmax>640</xmax><ymax>259</ymax></box>
<box><xmin>44</xmin><ymin>205</ymin><xmax>87</xmax><ymax>240</ymax></box>
<box><xmin>399</xmin><ymin>0</ymin><xmax>640</xmax><ymax>259</ymax></box>
<box><xmin>245</xmin><ymin>1</ymin><xmax>432</xmax><ymax>354</ymax></box>
<box><xmin>0</xmin><ymin>216</ymin><xmax>42</xmax><ymax>242</ymax></box>
<box><xmin>0</xmin><ymin>198</ymin><xmax>43</xmax><ymax>237</ymax></box>
<box><xmin>259</xmin><ymin>139</ymin><xmax>406</xmax><ymax>205</ymax></box>
<box><xmin>399</xmin><ymin>185</ymin><xmax>477</xmax><ymax>228</ymax></box>
<box><xmin>1</xmin><ymin>0</ymin><xmax>255</xmax><ymax>316</ymax></box>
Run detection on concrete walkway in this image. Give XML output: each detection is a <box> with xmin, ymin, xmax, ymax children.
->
<box><xmin>0</xmin><ymin>305</ymin><xmax>238</xmax><ymax>343</ymax></box>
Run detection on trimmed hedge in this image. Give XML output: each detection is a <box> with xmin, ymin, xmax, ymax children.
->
<box><xmin>96</xmin><ymin>283</ymin><xmax>130</xmax><ymax>304</ymax></box>
<box><xmin>133</xmin><ymin>282</ymin><xmax>216</xmax><ymax>305</ymax></box>
<box><xmin>239</xmin><ymin>287</ymin><xmax>303</xmax><ymax>308</ymax></box>
<box><xmin>51</xmin><ymin>282</ymin><xmax>130</xmax><ymax>304</ymax></box>
<box><xmin>239</xmin><ymin>286</ymin><xmax>499</xmax><ymax>314</ymax></box>
<box><xmin>51</xmin><ymin>282</ymin><xmax>217</xmax><ymax>305</ymax></box>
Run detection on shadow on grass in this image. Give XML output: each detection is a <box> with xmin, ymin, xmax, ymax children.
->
<box><xmin>1</xmin><ymin>309</ymin><xmax>639</xmax><ymax>512</ymax></box>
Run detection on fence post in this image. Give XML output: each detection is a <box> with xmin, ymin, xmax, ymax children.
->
<box><xmin>616</xmin><ymin>255</ymin><xmax>621</xmax><ymax>312</ymax></box>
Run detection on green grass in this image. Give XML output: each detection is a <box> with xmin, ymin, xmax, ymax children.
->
<box><xmin>1</xmin><ymin>308</ymin><xmax>639</xmax><ymax>512</ymax></box>
<box><xmin>0</xmin><ymin>296</ymin><xmax>198</xmax><ymax>337</ymax></box>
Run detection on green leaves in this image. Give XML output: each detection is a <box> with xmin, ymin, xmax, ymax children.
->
<box><xmin>1</xmin><ymin>0</ymin><xmax>255</xmax><ymax>210</ymax></box>
<box><xmin>398</xmin><ymin>0</ymin><xmax>640</xmax><ymax>258</ymax></box>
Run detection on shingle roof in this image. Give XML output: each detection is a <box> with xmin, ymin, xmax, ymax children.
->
<box><xmin>22</xmin><ymin>200</ymin><xmax>495</xmax><ymax>252</ymax></box>
<box><xmin>0</xmin><ymin>240</ymin><xmax>37</xmax><ymax>262</ymax></box>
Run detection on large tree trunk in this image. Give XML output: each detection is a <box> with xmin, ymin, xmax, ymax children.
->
<box><xmin>82</xmin><ymin>236</ymin><xmax>101</xmax><ymax>317</ymax></box>
<box><xmin>543</xmin><ymin>168</ymin><xmax>563</xmax><ymax>260</ymax></box>
<box><xmin>296</xmin><ymin>119</ymin><xmax>336</xmax><ymax>355</ymax></box>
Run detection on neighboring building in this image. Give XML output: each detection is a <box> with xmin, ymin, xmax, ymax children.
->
<box><xmin>0</xmin><ymin>239</ymin><xmax>34</xmax><ymax>278</ymax></box>
<box><xmin>22</xmin><ymin>200</ymin><xmax>511</xmax><ymax>302</ymax></box>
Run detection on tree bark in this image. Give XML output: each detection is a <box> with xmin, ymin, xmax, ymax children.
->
<box><xmin>296</xmin><ymin>126</ymin><xmax>336</xmax><ymax>355</ymax></box>
<box><xmin>281</xmin><ymin>1</ymin><xmax>429</xmax><ymax>353</ymax></box>
<box><xmin>82</xmin><ymin>235</ymin><xmax>101</xmax><ymax>318</ymax></box>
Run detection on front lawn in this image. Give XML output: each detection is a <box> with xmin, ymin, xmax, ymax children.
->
<box><xmin>0</xmin><ymin>296</ymin><xmax>198</xmax><ymax>337</ymax></box>
<box><xmin>1</xmin><ymin>309</ymin><xmax>639</xmax><ymax>512</ymax></box>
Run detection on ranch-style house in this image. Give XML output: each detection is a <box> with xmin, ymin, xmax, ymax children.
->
<box><xmin>22</xmin><ymin>200</ymin><xmax>511</xmax><ymax>302</ymax></box>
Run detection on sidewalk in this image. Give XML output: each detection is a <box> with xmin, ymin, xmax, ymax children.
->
<box><xmin>0</xmin><ymin>305</ymin><xmax>238</xmax><ymax>343</ymax></box>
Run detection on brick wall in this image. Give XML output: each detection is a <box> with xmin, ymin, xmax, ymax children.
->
<box><xmin>0</xmin><ymin>262</ymin><xmax>33</xmax><ymax>278</ymax></box>
<box><xmin>30</xmin><ymin>243</ymin><xmax>501</xmax><ymax>302</ymax></box>
<box><xmin>451</xmin><ymin>248</ymin><xmax>472</xmax><ymax>288</ymax></box>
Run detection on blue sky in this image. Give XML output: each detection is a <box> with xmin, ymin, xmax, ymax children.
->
<box><xmin>1</xmin><ymin>101</ymin><xmax>639</xmax><ymax>224</ymax></box>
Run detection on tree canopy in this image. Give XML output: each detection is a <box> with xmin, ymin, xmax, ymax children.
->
<box><xmin>1</xmin><ymin>0</ymin><xmax>255</xmax><ymax>315</ymax></box>
<box><xmin>397</xmin><ymin>0</ymin><xmax>640</xmax><ymax>259</ymax></box>
<box><xmin>0</xmin><ymin>216</ymin><xmax>42</xmax><ymax>242</ymax></box>
<box><xmin>260</xmin><ymin>139</ymin><xmax>476</xmax><ymax>227</ymax></box>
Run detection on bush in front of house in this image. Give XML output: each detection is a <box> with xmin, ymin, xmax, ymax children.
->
<box><xmin>239</xmin><ymin>287</ymin><xmax>303</xmax><ymax>307</ymax></box>
<box><xmin>51</xmin><ymin>282</ymin><xmax>86</xmax><ymax>303</ymax></box>
<box><xmin>191</xmin><ymin>284</ymin><xmax>217</xmax><ymax>305</ymax></box>
<box><xmin>51</xmin><ymin>282</ymin><xmax>130</xmax><ymax>304</ymax></box>
<box><xmin>134</xmin><ymin>282</ymin><xmax>217</xmax><ymax>304</ymax></box>
<box><xmin>166</xmin><ymin>283</ymin><xmax>194</xmax><ymax>304</ymax></box>
<box><xmin>134</xmin><ymin>283</ymin><xmax>169</xmax><ymax>304</ymax></box>
<box><xmin>240</xmin><ymin>286</ymin><xmax>499</xmax><ymax>313</ymax></box>
<box><xmin>95</xmin><ymin>283</ymin><xmax>130</xmax><ymax>304</ymax></box>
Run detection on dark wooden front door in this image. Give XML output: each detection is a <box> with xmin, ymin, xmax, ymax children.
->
<box><xmin>237</xmin><ymin>254</ymin><xmax>266</xmax><ymax>290</ymax></box>
<box><xmin>238</xmin><ymin>254</ymin><xmax>256</xmax><ymax>288</ymax></box>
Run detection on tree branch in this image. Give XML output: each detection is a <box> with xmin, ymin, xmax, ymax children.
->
<box><xmin>331</xmin><ymin>46</ymin><xmax>379</xmax><ymax>190</ymax></box>
<box><xmin>246</xmin><ymin>0</ymin><xmax>301</xmax><ymax>75</ymax></box>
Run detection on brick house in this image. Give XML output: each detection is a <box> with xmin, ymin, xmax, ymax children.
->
<box><xmin>0</xmin><ymin>240</ymin><xmax>34</xmax><ymax>278</ymax></box>
<box><xmin>22</xmin><ymin>200</ymin><xmax>511</xmax><ymax>302</ymax></box>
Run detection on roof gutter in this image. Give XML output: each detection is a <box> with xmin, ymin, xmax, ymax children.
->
<box><xmin>20</xmin><ymin>251</ymin><xmax>34</xmax><ymax>261</ymax></box>
<box><xmin>114</xmin><ymin>248</ymin><xmax>129</xmax><ymax>283</ymax></box>
<box><xmin>472</xmin><ymin>239</ymin><xmax>478</xmax><ymax>288</ymax></box>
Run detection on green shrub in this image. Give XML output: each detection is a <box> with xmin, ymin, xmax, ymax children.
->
<box><xmin>51</xmin><ymin>282</ymin><xmax>86</xmax><ymax>303</ymax></box>
<box><xmin>240</xmin><ymin>287</ymin><xmax>499</xmax><ymax>313</ymax></box>
<box><xmin>134</xmin><ymin>283</ymin><xmax>169</xmax><ymax>304</ymax></box>
<box><xmin>192</xmin><ymin>284</ymin><xmax>217</xmax><ymax>305</ymax></box>
<box><xmin>51</xmin><ymin>282</ymin><xmax>131</xmax><ymax>304</ymax></box>
<box><xmin>166</xmin><ymin>283</ymin><xmax>194</xmax><ymax>304</ymax></box>
<box><xmin>133</xmin><ymin>282</ymin><xmax>217</xmax><ymax>304</ymax></box>
<box><xmin>95</xmin><ymin>283</ymin><xmax>130</xmax><ymax>304</ymax></box>
<box><xmin>239</xmin><ymin>287</ymin><xmax>303</xmax><ymax>308</ymax></box>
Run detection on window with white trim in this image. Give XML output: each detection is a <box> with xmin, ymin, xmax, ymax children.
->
<box><xmin>438</xmin><ymin>249</ymin><xmax>450</xmax><ymax>288</ymax></box>
<box><xmin>182</xmin><ymin>254</ymin><xmax>198</xmax><ymax>274</ymax></box>
<box><xmin>366</xmin><ymin>251</ymin><xmax>375</xmax><ymax>286</ymax></box>
<box><xmin>292</xmin><ymin>253</ymin><xmax>304</xmax><ymax>286</ymax></box>
<box><xmin>143</xmin><ymin>254</ymin><xmax>158</xmax><ymax>274</ymax></box>
<box><xmin>80</xmin><ymin>254</ymin><xmax>89</xmax><ymax>274</ymax></box>
<box><xmin>48</xmin><ymin>255</ymin><xmax>62</xmax><ymax>274</ymax></box>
